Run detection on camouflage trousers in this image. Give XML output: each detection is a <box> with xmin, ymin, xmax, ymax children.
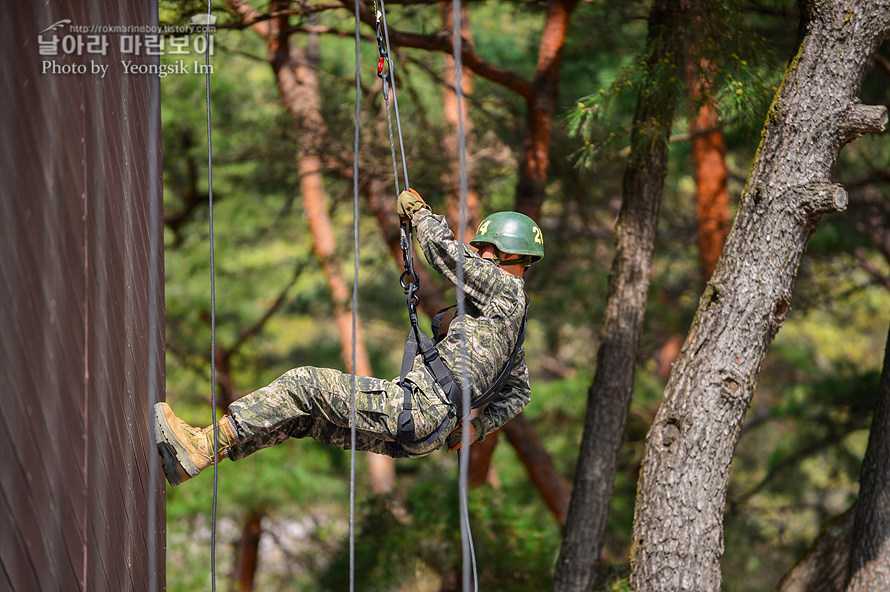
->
<box><xmin>226</xmin><ymin>366</ymin><xmax>458</xmax><ymax>460</ymax></box>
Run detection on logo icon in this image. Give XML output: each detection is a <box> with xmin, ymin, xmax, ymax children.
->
<box><xmin>40</xmin><ymin>19</ymin><xmax>71</xmax><ymax>34</ymax></box>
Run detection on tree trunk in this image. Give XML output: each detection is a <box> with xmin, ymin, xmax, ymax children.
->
<box><xmin>301</xmin><ymin>153</ymin><xmax>369</xmax><ymax>373</ymax></box>
<box><xmin>213</xmin><ymin>346</ymin><xmax>238</xmax><ymax>413</ymax></box>
<box><xmin>228</xmin><ymin>0</ymin><xmax>397</xmax><ymax>495</ymax></box>
<box><xmin>514</xmin><ymin>0</ymin><xmax>579</xmax><ymax>221</ymax></box>
<box><xmin>687</xmin><ymin>58</ymin><xmax>729</xmax><ymax>282</ymax></box>
<box><xmin>553</xmin><ymin>2</ymin><xmax>688</xmax><ymax>590</ymax></box>
<box><xmin>234</xmin><ymin>510</ymin><xmax>263</xmax><ymax>592</ymax></box>
<box><xmin>845</xmin><ymin>325</ymin><xmax>890</xmax><ymax>591</ymax></box>
<box><xmin>630</xmin><ymin>1</ymin><xmax>889</xmax><ymax>590</ymax></box>
<box><xmin>439</xmin><ymin>568</ymin><xmax>460</xmax><ymax>592</ymax></box>
<box><xmin>439</xmin><ymin>1</ymin><xmax>480</xmax><ymax>241</ymax></box>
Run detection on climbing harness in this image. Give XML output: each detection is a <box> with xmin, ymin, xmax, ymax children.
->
<box><xmin>394</xmin><ymin>301</ymin><xmax>529</xmax><ymax>447</ymax></box>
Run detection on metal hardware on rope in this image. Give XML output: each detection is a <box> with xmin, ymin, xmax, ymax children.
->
<box><xmin>399</xmin><ymin>222</ymin><xmax>421</xmax><ymax>320</ymax></box>
<box><xmin>374</xmin><ymin>7</ymin><xmax>393</xmax><ymax>100</ymax></box>
<box><xmin>376</xmin><ymin>0</ymin><xmax>410</xmax><ymax>192</ymax></box>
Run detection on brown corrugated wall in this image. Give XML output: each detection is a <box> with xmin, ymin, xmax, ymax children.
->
<box><xmin>1</xmin><ymin>1</ymin><xmax>166</xmax><ymax>590</ymax></box>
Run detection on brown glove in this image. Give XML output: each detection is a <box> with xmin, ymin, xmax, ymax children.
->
<box><xmin>397</xmin><ymin>188</ymin><xmax>429</xmax><ymax>220</ymax></box>
<box><xmin>447</xmin><ymin>419</ymin><xmax>479</xmax><ymax>451</ymax></box>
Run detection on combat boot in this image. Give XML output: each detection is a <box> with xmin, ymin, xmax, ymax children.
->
<box><xmin>154</xmin><ymin>402</ymin><xmax>236</xmax><ymax>486</ymax></box>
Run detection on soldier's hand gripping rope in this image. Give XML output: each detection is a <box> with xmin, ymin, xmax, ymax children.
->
<box><xmin>397</xmin><ymin>188</ymin><xmax>428</xmax><ymax>220</ymax></box>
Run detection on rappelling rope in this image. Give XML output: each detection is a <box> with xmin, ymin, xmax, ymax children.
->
<box><xmin>373</xmin><ymin>0</ymin><xmax>424</xmax><ymax>373</ymax></box>
<box><xmin>450</xmin><ymin>0</ymin><xmax>479</xmax><ymax>589</ymax></box>
<box><xmin>375</xmin><ymin>0</ymin><xmax>421</xmax><ymax>327</ymax></box>
<box><xmin>349</xmin><ymin>0</ymin><xmax>363</xmax><ymax>590</ymax></box>
<box><xmin>201</xmin><ymin>2</ymin><xmax>221</xmax><ymax>590</ymax></box>
<box><xmin>373</xmin><ymin>1</ymin><xmax>479</xmax><ymax>588</ymax></box>
<box><xmin>372</xmin><ymin>0</ymin><xmax>480</xmax><ymax>587</ymax></box>
<box><xmin>376</xmin><ymin>0</ymin><xmax>410</xmax><ymax>192</ymax></box>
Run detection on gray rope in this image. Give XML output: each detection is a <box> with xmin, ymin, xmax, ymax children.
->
<box><xmin>378</xmin><ymin>0</ymin><xmax>409</xmax><ymax>190</ymax></box>
<box><xmin>377</xmin><ymin>0</ymin><xmax>417</xmax><ymax>331</ymax></box>
<box><xmin>376</xmin><ymin>2</ymin><xmax>479</xmax><ymax>588</ymax></box>
<box><xmin>350</xmin><ymin>0</ymin><xmax>363</xmax><ymax>589</ymax></box>
<box><xmin>146</xmin><ymin>1</ymin><xmax>161</xmax><ymax>588</ymax></box>
<box><xmin>451</xmin><ymin>0</ymin><xmax>478</xmax><ymax>589</ymax></box>
<box><xmin>202</xmin><ymin>3</ymin><xmax>220</xmax><ymax>590</ymax></box>
<box><xmin>383</xmin><ymin>91</ymin><xmax>402</xmax><ymax>195</ymax></box>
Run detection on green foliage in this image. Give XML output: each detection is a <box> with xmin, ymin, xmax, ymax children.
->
<box><xmin>321</xmin><ymin>483</ymin><xmax>560</xmax><ymax>591</ymax></box>
<box><xmin>157</xmin><ymin>0</ymin><xmax>890</xmax><ymax>590</ymax></box>
<box><xmin>565</xmin><ymin>0</ymin><xmax>784</xmax><ymax>170</ymax></box>
<box><xmin>166</xmin><ymin>440</ymin><xmax>349</xmax><ymax>519</ymax></box>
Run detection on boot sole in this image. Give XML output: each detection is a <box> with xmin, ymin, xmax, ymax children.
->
<box><xmin>153</xmin><ymin>402</ymin><xmax>199</xmax><ymax>485</ymax></box>
<box><xmin>156</xmin><ymin>440</ymin><xmax>184</xmax><ymax>486</ymax></box>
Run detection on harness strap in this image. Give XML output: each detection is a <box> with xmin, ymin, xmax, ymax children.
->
<box><xmin>469</xmin><ymin>305</ymin><xmax>527</xmax><ymax>410</ymax></box>
<box><xmin>431</xmin><ymin>304</ymin><xmax>457</xmax><ymax>343</ymax></box>
<box><xmin>396</xmin><ymin>298</ymin><xmax>528</xmax><ymax>446</ymax></box>
<box><xmin>397</xmin><ymin>324</ymin><xmax>462</xmax><ymax>445</ymax></box>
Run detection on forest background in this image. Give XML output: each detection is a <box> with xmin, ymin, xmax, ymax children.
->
<box><xmin>157</xmin><ymin>0</ymin><xmax>890</xmax><ymax>591</ymax></box>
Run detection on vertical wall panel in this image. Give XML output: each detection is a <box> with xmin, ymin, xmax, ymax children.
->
<box><xmin>1</xmin><ymin>1</ymin><xmax>165</xmax><ymax>590</ymax></box>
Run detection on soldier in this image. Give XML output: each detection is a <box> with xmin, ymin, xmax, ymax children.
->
<box><xmin>154</xmin><ymin>189</ymin><xmax>544</xmax><ymax>486</ymax></box>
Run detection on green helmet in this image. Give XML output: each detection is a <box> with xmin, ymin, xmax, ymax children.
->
<box><xmin>470</xmin><ymin>211</ymin><xmax>544</xmax><ymax>265</ymax></box>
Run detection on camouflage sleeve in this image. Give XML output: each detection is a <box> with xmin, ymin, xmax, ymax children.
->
<box><xmin>472</xmin><ymin>348</ymin><xmax>530</xmax><ymax>441</ymax></box>
<box><xmin>413</xmin><ymin>210</ymin><xmax>505</xmax><ymax>305</ymax></box>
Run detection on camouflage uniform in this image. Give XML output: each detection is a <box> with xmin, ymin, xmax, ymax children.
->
<box><xmin>226</xmin><ymin>209</ymin><xmax>530</xmax><ymax>460</ymax></box>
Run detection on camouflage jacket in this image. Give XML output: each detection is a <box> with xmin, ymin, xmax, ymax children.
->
<box><xmin>412</xmin><ymin>209</ymin><xmax>530</xmax><ymax>441</ymax></box>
